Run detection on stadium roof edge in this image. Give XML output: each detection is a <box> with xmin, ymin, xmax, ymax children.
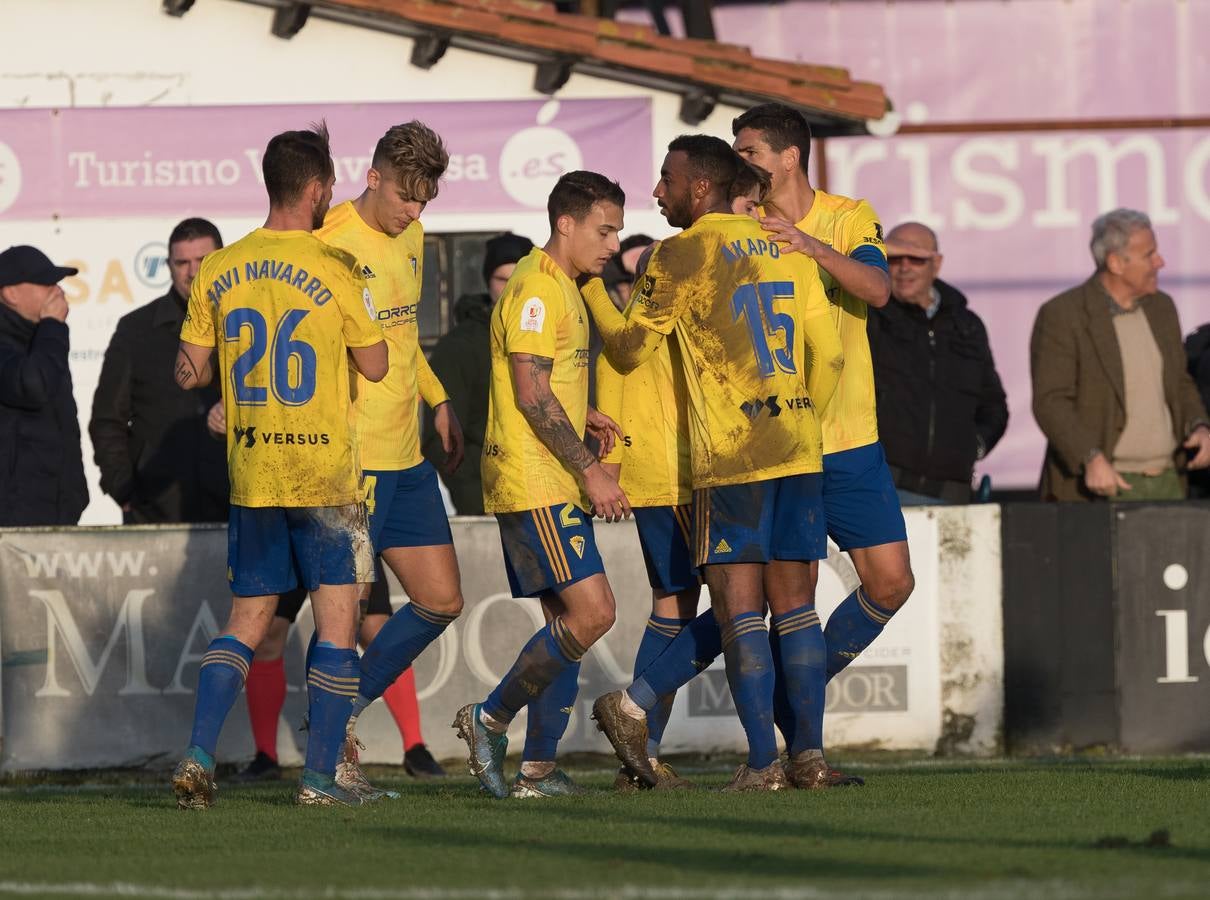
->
<box><xmin>166</xmin><ymin>0</ymin><xmax>892</xmax><ymax>136</ymax></box>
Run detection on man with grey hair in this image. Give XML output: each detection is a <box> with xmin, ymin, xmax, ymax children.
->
<box><xmin>1031</xmin><ymin>208</ymin><xmax>1210</xmax><ymax>500</ymax></box>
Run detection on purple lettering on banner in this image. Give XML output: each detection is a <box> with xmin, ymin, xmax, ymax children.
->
<box><xmin>0</xmin><ymin>98</ymin><xmax>653</xmax><ymax>219</ymax></box>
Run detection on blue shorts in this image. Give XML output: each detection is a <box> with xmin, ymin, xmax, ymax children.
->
<box><xmin>363</xmin><ymin>461</ymin><xmax>452</xmax><ymax>553</ymax></box>
<box><xmin>634</xmin><ymin>504</ymin><xmax>699</xmax><ymax>594</ymax></box>
<box><xmin>496</xmin><ymin>503</ymin><xmax>605</xmax><ymax>598</ymax></box>
<box><xmin>228</xmin><ymin>503</ymin><xmax>375</xmax><ymax>597</ymax></box>
<box><xmin>692</xmin><ymin>472</ymin><xmax>826</xmax><ymax>566</ymax></box>
<box><xmin>823</xmin><ymin>442</ymin><xmax>908</xmax><ymax>550</ymax></box>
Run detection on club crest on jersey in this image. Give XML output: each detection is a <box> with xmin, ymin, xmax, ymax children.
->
<box><xmin>569</xmin><ymin>535</ymin><xmax>586</xmax><ymax>559</ymax></box>
<box><xmin>362</xmin><ymin>286</ymin><xmax>377</xmax><ymax>320</ymax></box>
<box><xmin>520</xmin><ymin>297</ymin><xmax>546</xmax><ymax>333</ymax></box>
<box><xmin>409</xmin><ymin>255</ymin><xmax>418</xmax><ymax>276</ymax></box>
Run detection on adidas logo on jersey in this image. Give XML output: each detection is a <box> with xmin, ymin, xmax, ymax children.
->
<box><xmin>361</xmin><ymin>264</ymin><xmax>376</xmax><ymax>279</ymax></box>
<box><xmin>714</xmin><ymin>538</ymin><xmax>732</xmax><ymax>555</ymax></box>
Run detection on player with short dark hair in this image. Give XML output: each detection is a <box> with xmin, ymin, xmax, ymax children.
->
<box><xmin>172</xmin><ymin>121</ymin><xmax>388</xmax><ymax>808</ymax></box>
<box><xmin>734</xmin><ymin>103</ymin><xmax>915</xmax><ymax>778</ymax></box>
<box><xmin>451</xmin><ymin>170</ymin><xmax>630</xmax><ymax>800</ymax></box>
<box><xmin>585</xmin><ymin>136</ymin><xmax>844</xmax><ymax>792</ymax></box>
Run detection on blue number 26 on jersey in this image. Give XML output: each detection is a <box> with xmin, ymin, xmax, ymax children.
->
<box><xmin>731</xmin><ymin>281</ymin><xmax>797</xmax><ymax>378</ymax></box>
<box><xmin>224</xmin><ymin>308</ymin><xmax>317</xmax><ymax>406</ymax></box>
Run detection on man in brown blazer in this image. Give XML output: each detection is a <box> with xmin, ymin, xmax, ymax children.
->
<box><xmin>1031</xmin><ymin>208</ymin><xmax>1210</xmax><ymax>501</ymax></box>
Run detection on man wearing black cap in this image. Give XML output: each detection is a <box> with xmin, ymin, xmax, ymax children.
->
<box><xmin>0</xmin><ymin>245</ymin><xmax>88</xmax><ymax>526</ymax></box>
<box><xmin>423</xmin><ymin>231</ymin><xmax>533</xmax><ymax>514</ymax></box>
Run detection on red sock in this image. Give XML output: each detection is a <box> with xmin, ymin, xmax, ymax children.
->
<box><xmin>244</xmin><ymin>657</ymin><xmax>286</xmax><ymax>761</ymax></box>
<box><xmin>382</xmin><ymin>667</ymin><xmax>424</xmax><ymax>751</ymax></box>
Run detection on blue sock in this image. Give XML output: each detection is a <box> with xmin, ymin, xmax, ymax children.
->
<box><xmin>304</xmin><ymin>644</ymin><xmax>359</xmax><ymax>777</ymax></box>
<box><xmin>355</xmin><ymin>602</ymin><xmax>458</xmax><ymax>714</ymax></box>
<box><xmin>628</xmin><ymin>609</ymin><xmax>721</xmax><ymax>713</ymax></box>
<box><xmin>484</xmin><ymin>617</ymin><xmax>585</xmax><ymax>725</ymax></box>
<box><xmin>825</xmin><ymin>588</ymin><xmax>894</xmax><ymax>680</ymax></box>
<box><xmin>772</xmin><ymin>605</ymin><xmax>827</xmax><ymax>754</ymax></box>
<box><xmin>769</xmin><ymin>626</ymin><xmax>796</xmax><ymax>749</ymax></box>
<box><xmin>522</xmin><ymin>662</ymin><xmax>581</xmax><ymax>762</ymax></box>
<box><xmin>633</xmin><ymin>615</ymin><xmax>692</xmax><ymax>757</ymax></box>
<box><xmin>188</xmin><ymin>636</ymin><xmax>254</xmax><ymax>758</ymax></box>
<box><xmin>720</xmin><ymin>612</ymin><xmax>777</xmax><ymax>770</ymax></box>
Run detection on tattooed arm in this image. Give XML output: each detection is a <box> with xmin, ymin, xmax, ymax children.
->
<box><xmin>174</xmin><ymin>341</ymin><xmax>215</xmax><ymax>390</ymax></box>
<box><xmin>511</xmin><ymin>352</ymin><xmax>630</xmax><ymax>521</ymax></box>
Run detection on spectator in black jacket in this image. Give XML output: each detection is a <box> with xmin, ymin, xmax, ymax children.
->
<box><xmin>1185</xmin><ymin>323</ymin><xmax>1210</xmax><ymax>498</ymax></box>
<box><xmin>868</xmin><ymin>222</ymin><xmax>1008</xmax><ymax>503</ymax></box>
<box><xmin>423</xmin><ymin>232</ymin><xmax>533</xmax><ymax>514</ymax></box>
<box><xmin>90</xmin><ymin>219</ymin><xmax>228</xmax><ymax>523</ymax></box>
<box><xmin>0</xmin><ymin>246</ymin><xmax>88</xmax><ymax>525</ymax></box>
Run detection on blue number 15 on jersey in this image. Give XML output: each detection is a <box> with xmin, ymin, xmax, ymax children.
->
<box><xmin>732</xmin><ymin>281</ymin><xmax>797</xmax><ymax>378</ymax></box>
<box><xmin>224</xmin><ymin>308</ymin><xmax>317</xmax><ymax>407</ymax></box>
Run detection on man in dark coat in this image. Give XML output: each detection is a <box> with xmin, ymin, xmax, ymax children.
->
<box><xmin>1031</xmin><ymin>208</ymin><xmax>1210</xmax><ymax>501</ymax></box>
<box><xmin>423</xmin><ymin>232</ymin><xmax>533</xmax><ymax>514</ymax></box>
<box><xmin>90</xmin><ymin>218</ymin><xmax>228</xmax><ymax>523</ymax></box>
<box><xmin>0</xmin><ymin>245</ymin><xmax>88</xmax><ymax>526</ymax></box>
<box><xmin>869</xmin><ymin>223</ymin><xmax>1008</xmax><ymax>503</ymax></box>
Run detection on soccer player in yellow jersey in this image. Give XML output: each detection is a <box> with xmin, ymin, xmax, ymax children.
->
<box><xmin>588</xmin><ymin>162</ymin><xmax>779</xmax><ymax>793</ymax></box>
<box><xmin>584</xmin><ymin>135</ymin><xmax>845</xmax><ymax>792</ymax></box>
<box><xmin>452</xmin><ymin>171</ymin><xmax>630</xmax><ymax>800</ymax></box>
<box><xmin>315</xmin><ymin>122</ymin><xmax>466</xmax><ymax>794</ymax></box>
<box><xmin>171</xmin><ymin>123</ymin><xmax>388</xmax><ymax>808</ymax></box>
<box><xmin>733</xmin><ymin>105</ymin><xmax>915</xmax><ymax>758</ymax></box>
<box><xmin>593</xmin><ymin>254</ymin><xmax>699</xmax><ymax>791</ymax></box>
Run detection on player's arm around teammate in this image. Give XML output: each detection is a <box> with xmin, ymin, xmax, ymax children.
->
<box><xmin>735</xmin><ymin>104</ymin><xmax>914</xmax><ymax>650</ymax></box>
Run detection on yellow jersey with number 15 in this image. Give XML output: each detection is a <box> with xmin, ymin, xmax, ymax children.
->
<box><xmin>630</xmin><ymin>212</ymin><xmax>838</xmax><ymax>488</ymax></box>
<box><xmin>482</xmin><ymin>248</ymin><xmax>590</xmax><ymax>514</ymax></box>
<box><xmin>180</xmin><ymin>227</ymin><xmax>384</xmax><ymax>508</ymax></box>
<box><xmin>796</xmin><ymin>190</ymin><xmax>886</xmax><ymax>454</ymax></box>
<box><xmin>316</xmin><ymin>201</ymin><xmax>448</xmax><ymax>472</ymax></box>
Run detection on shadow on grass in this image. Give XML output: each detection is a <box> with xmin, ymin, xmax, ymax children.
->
<box><xmin>522</xmin><ymin>804</ymin><xmax>1210</xmax><ymax>866</ymax></box>
<box><xmin>366</xmin><ymin>820</ymin><xmax>949</xmax><ymax>882</ymax></box>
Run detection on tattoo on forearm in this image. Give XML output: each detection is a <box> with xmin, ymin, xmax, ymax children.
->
<box><xmin>514</xmin><ymin>354</ymin><xmax>596</xmax><ymax>473</ymax></box>
<box><xmin>174</xmin><ymin>351</ymin><xmax>199</xmax><ymax>388</ymax></box>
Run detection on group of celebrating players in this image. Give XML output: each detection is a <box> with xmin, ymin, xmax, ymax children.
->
<box><xmin>170</xmin><ymin>100</ymin><xmax>915</xmax><ymax>808</ymax></box>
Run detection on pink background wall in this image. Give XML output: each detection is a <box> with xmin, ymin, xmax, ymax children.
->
<box><xmin>633</xmin><ymin>0</ymin><xmax>1210</xmax><ymax>488</ymax></box>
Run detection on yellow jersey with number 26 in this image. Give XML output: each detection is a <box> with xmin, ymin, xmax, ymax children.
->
<box><xmin>180</xmin><ymin>227</ymin><xmax>383</xmax><ymax>508</ymax></box>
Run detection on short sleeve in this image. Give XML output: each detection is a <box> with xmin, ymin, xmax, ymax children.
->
<box><xmin>841</xmin><ymin>200</ymin><xmax>887</xmax><ymax>266</ymax></box>
<box><xmin>628</xmin><ymin>243</ymin><xmax>689</xmax><ymax>336</ymax></box>
<box><xmin>335</xmin><ymin>263</ymin><xmax>385</xmax><ymax>349</ymax></box>
<box><xmin>500</xmin><ymin>273</ymin><xmax>564</xmax><ymax>359</ymax></box>
<box><xmin>796</xmin><ymin>258</ymin><xmax>831</xmax><ymax>322</ymax></box>
<box><xmin>180</xmin><ymin>264</ymin><xmax>216</xmax><ymax>348</ymax></box>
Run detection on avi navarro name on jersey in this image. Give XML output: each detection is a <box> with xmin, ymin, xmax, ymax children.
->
<box><xmin>204</xmin><ymin>258</ymin><xmax>345</xmax><ymax>308</ymax></box>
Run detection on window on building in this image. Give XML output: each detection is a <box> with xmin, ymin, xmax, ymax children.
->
<box><xmin>419</xmin><ymin>231</ymin><xmax>502</xmax><ymax>348</ymax></box>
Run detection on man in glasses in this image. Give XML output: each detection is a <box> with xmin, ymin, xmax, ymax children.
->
<box><xmin>868</xmin><ymin>222</ymin><xmax>1008</xmax><ymax>504</ymax></box>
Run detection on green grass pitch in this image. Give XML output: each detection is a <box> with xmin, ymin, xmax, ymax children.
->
<box><xmin>2</xmin><ymin>756</ymin><xmax>1209</xmax><ymax>899</ymax></box>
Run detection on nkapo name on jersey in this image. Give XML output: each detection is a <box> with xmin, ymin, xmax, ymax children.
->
<box><xmin>206</xmin><ymin>260</ymin><xmax>338</xmax><ymax>307</ymax></box>
<box><xmin>720</xmin><ymin>237</ymin><xmax>782</xmax><ymax>264</ymax></box>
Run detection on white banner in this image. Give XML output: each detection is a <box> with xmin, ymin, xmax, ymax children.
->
<box><xmin>0</xmin><ymin>508</ymin><xmax>1003</xmax><ymax>771</ymax></box>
